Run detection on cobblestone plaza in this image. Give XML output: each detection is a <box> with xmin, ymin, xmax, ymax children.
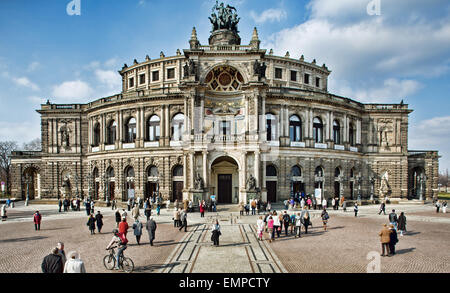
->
<box><xmin>0</xmin><ymin>202</ymin><xmax>449</xmax><ymax>273</ymax></box>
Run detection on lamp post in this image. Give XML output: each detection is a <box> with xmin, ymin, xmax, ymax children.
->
<box><xmin>357</xmin><ymin>174</ymin><xmax>363</xmax><ymax>203</ymax></box>
<box><xmin>23</xmin><ymin>174</ymin><xmax>31</xmax><ymax>207</ymax></box>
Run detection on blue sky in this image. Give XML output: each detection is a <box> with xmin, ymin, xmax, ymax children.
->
<box><xmin>0</xmin><ymin>0</ymin><xmax>449</xmax><ymax>172</ymax></box>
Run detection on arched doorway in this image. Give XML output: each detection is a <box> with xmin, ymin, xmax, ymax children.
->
<box><xmin>211</xmin><ymin>157</ymin><xmax>239</xmax><ymax>204</ymax></box>
<box><xmin>172</xmin><ymin>165</ymin><xmax>184</xmax><ymax>202</ymax></box>
<box><xmin>411</xmin><ymin>167</ymin><xmax>426</xmax><ymax>199</ymax></box>
<box><xmin>334</xmin><ymin>167</ymin><xmax>342</xmax><ymax>199</ymax></box>
<box><xmin>22</xmin><ymin>168</ymin><xmax>39</xmax><ymax>200</ymax></box>
<box><xmin>266</xmin><ymin>165</ymin><xmax>278</xmax><ymax>203</ymax></box>
<box><xmin>146</xmin><ymin>165</ymin><xmax>159</xmax><ymax>201</ymax></box>
<box><xmin>106</xmin><ymin>167</ymin><xmax>115</xmax><ymax>201</ymax></box>
<box><xmin>291</xmin><ymin>166</ymin><xmax>304</xmax><ymax>198</ymax></box>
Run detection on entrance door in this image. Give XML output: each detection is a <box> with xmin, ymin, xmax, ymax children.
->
<box><xmin>293</xmin><ymin>182</ymin><xmax>305</xmax><ymax>195</ymax></box>
<box><xmin>218</xmin><ymin>174</ymin><xmax>232</xmax><ymax>204</ymax></box>
<box><xmin>172</xmin><ymin>181</ymin><xmax>183</xmax><ymax>202</ymax></box>
<box><xmin>146</xmin><ymin>182</ymin><xmax>157</xmax><ymax>200</ymax></box>
<box><xmin>349</xmin><ymin>182</ymin><xmax>354</xmax><ymax>200</ymax></box>
<box><xmin>109</xmin><ymin>182</ymin><xmax>115</xmax><ymax>201</ymax></box>
<box><xmin>334</xmin><ymin>181</ymin><xmax>340</xmax><ymax>198</ymax></box>
<box><xmin>267</xmin><ymin>181</ymin><xmax>277</xmax><ymax>203</ymax></box>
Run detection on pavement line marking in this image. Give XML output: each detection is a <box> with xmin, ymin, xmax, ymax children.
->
<box><xmin>239</xmin><ymin>225</ymin><xmax>256</xmax><ymax>273</ymax></box>
<box><xmin>189</xmin><ymin>224</ymin><xmax>207</xmax><ymax>273</ymax></box>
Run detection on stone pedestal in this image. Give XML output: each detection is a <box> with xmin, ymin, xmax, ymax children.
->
<box><xmin>241</xmin><ymin>190</ymin><xmax>259</xmax><ymax>203</ymax></box>
<box><xmin>191</xmin><ymin>190</ymin><xmax>208</xmax><ymax>205</ymax></box>
<box><xmin>209</xmin><ymin>29</ymin><xmax>241</xmax><ymax>46</ymax></box>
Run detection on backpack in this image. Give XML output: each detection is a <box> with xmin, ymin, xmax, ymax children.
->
<box><xmin>118</xmin><ymin>232</ymin><xmax>128</xmax><ymax>245</ymax></box>
<box><xmin>323</xmin><ymin>212</ymin><xmax>329</xmax><ymax>220</ymax></box>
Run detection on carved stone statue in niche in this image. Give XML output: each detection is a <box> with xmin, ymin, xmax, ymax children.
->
<box><xmin>378</xmin><ymin>119</ymin><xmax>394</xmax><ymax>147</ymax></box>
<box><xmin>246</xmin><ymin>174</ymin><xmax>256</xmax><ymax>191</ymax></box>
<box><xmin>379</xmin><ymin>171</ymin><xmax>391</xmax><ymax>199</ymax></box>
<box><xmin>60</xmin><ymin>125</ymin><xmax>71</xmax><ymax>149</ymax></box>
<box><xmin>194</xmin><ymin>173</ymin><xmax>205</xmax><ymax>190</ymax></box>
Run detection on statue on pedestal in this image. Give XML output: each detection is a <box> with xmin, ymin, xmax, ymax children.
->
<box><xmin>379</xmin><ymin>171</ymin><xmax>391</xmax><ymax>199</ymax></box>
<box><xmin>194</xmin><ymin>173</ymin><xmax>205</xmax><ymax>190</ymax></box>
<box><xmin>246</xmin><ymin>174</ymin><xmax>256</xmax><ymax>191</ymax></box>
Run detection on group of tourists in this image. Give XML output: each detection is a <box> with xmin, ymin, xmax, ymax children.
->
<box><xmin>378</xmin><ymin>209</ymin><xmax>407</xmax><ymax>256</ymax></box>
<box><xmin>58</xmin><ymin>197</ymin><xmax>81</xmax><ymax>213</ymax></box>
<box><xmin>239</xmin><ymin>199</ymin><xmax>264</xmax><ymax>216</ymax></box>
<box><xmin>41</xmin><ymin>242</ymin><xmax>86</xmax><ymax>273</ymax></box>
<box><xmin>86</xmin><ymin>211</ymin><xmax>104</xmax><ymax>235</ymax></box>
<box><xmin>435</xmin><ymin>200</ymin><xmax>448</xmax><ymax>214</ymax></box>
<box><xmin>172</xmin><ymin>208</ymin><xmax>188</xmax><ymax>232</ymax></box>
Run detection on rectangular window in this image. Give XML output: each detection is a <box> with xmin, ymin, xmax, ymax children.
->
<box><xmin>304</xmin><ymin>74</ymin><xmax>310</xmax><ymax>85</ymax></box>
<box><xmin>220</xmin><ymin>121</ymin><xmax>231</xmax><ymax>136</ymax></box>
<box><xmin>290</xmin><ymin>70</ymin><xmax>297</xmax><ymax>82</ymax></box>
<box><xmin>167</xmin><ymin>68</ymin><xmax>175</xmax><ymax>79</ymax></box>
<box><xmin>139</xmin><ymin>74</ymin><xmax>146</xmax><ymax>85</ymax></box>
<box><xmin>129</xmin><ymin>77</ymin><xmax>134</xmax><ymax>88</ymax></box>
<box><xmin>275</xmin><ymin>68</ymin><xmax>283</xmax><ymax>79</ymax></box>
<box><xmin>316</xmin><ymin>77</ymin><xmax>321</xmax><ymax>87</ymax></box>
<box><xmin>152</xmin><ymin>71</ymin><xmax>159</xmax><ymax>82</ymax></box>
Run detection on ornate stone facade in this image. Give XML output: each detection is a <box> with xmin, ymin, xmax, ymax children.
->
<box><xmin>10</xmin><ymin>4</ymin><xmax>439</xmax><ymax>204</ymax></box>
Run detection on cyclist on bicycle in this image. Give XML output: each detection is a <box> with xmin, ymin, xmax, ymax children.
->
<box><xmin>106</xmin><ymin>229</ymin><xmax>128</xmax><ymax>270</ymax></box>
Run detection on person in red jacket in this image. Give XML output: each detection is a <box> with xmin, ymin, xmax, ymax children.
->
<box><xmin>118</xmin><ymin>218</ymin><xmax>129</xmax><ymax>237</ymax></box>
<box><xmin>33</xmin><ymin>211</ymin><xmax>42</xmax><ymax>231</ymax></box>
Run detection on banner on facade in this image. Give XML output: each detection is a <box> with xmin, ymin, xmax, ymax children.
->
<box><xmin>315</xmin><ymin>189</ymin><xmax>322</xmax><ymax>202</ymax></box>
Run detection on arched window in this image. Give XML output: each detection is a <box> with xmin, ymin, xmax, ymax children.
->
<box><xmin>93</xmin><ymin>123</ymin><xmax>101</xmax><ymax>147</ymax></box>
<box><xmin>349</xmin><ymin>123</ymin><xmax>355</xmax><ymax>146</ymax></box>
<box><xmin>125</xmin><ymin>118</ymin><xmax>137</xmax><ymax>143</ymax></box>
<box><xmin>173</xmin><ymin>165</ymin><xmax>184</xmax><ymax>177</ymax></box>
<box><xmin>291</xmin><ymin>166</ymin><xmax>302</xmax><ymax>177</ymax></box>
<box><xmin>126</xmin><ymin>167</ymin><xmax>135</xmax><ymax>178</ymax></box>
<box><xmin>333</xmin><ymin>120</ymin><xmax>341</xmax><ymax>145</ymax></box>
<box><xmin>350</xmin><ymin>168</ymin><xmax>355</xmax><ymax>178</ymax></box>
<box><xmin>106</xmin><ymin>121</ymin><xmax>117</xmax><ymax>145</ymax></box>
<box><xmin>106</xmin><ymin>167</ymin><xmax>115</xmax><ymax>178</ymax></box>
<box><xmin>147</xmin><ymin>115</ymin><xmax>161</xmax><ymax>142</ymax></box>
<box><xmin>266</xmin><ymin>165</ymin><xmax>277</xmax><ymax>177</ymax></box>
<box><xmin>335</xmin><ymin>167</ymin><xmax>341</xmax><ymax>178</ymax></box>
<box><xmin>313</xmin><ymin>117</ymin><xmax>323</xmax><ymax>143</ymax></box>
<box><xmin>147</xmin><ymin>166</ymin><xmax>159</xmax><ymax>177</ymax></box>
<box><xmin>93</xmin><ymin>167</ymin><xmax>100</xmax><ymax>200</ymax></box>
<box><xmin>266</xmin><ymin>113</ymin><xmax>277</xmax><ymax>141</ymax></box>
<box><xmin>315</xmin><ymin>166</ymin><xmax>324</xmax><ymax>177</ymax></box>
<box><xmin>172</xmin><ymin>113</ymin><xmax>185</xmax><ymax>141</ymax></box>
<box><xmin>289</xmin><ymin>115</ymin><xmax>302</xmax><ymax>142</ymax></box>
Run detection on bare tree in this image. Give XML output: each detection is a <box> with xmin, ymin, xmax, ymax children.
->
<box><xmin>0</xmin><ymin>141</ymin><xmax>19</xmax><ymax>195</ymax></box>
<box><xmin>439</xmin><ymin>169</ymin><xmax>449</xmax><ymax>188</ymax></box>
<box><xmin>22</xmin><ymin>138</ymin><xmax>41</xmax><ymax>151</ymax></box>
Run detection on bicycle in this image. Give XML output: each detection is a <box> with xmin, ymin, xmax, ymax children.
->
<box><xmin>103</xmin><ymin>246</ymin><xmax>134</xmax><ymax>273</ymax></box>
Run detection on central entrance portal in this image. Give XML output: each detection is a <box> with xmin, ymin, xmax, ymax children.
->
<box><xmin>211</xmin><ymin>156</ymin><xmax>239</xmax><ymax>204</ymax></box>
<box><xmin>218</xmin><ymin>174</ymin><xmax>232</xmax><ymax>204</ymax></box>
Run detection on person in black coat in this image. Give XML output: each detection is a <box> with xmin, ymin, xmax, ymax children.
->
<box><xmin>115</xmin><ymin>209</ymin><xmax>121</xmax><ymax>228</ymax></box>
<box><xmin>397</xmin><ymin>212</ymin><xmax>407</xmax><ymax>236</ymax></box>
<box><xmin>388</xmin><ymin>224</ymin><xmax>398</xmax><ymax>255</ymax></box>
<box><xmin>41</xmin><ymin>248</ymin><xmax>63</xmax><ymax>273</ymax></box>
<box><xmin>95</xmin><ymin>211</ymin><xmax>104</xmax><ymax>233</ymax></box>
<box><xmin>87</xmin><ymin>214</ymin><xmax>96</xmax><ymax>235</ymax></box>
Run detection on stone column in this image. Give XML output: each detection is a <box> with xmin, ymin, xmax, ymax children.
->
<box><xmin>262</xmin><ymin>97</ymin><xmax>266</xmax><ymax>141</ymax></box>
<box><xmin>189</xmin><ymin>152</ymin><xmax>194</xmax><ymax>189</ymax></box>
<box><xmin>183</xmin><ymin>155</ymin><xmax>187</xmax><ymax>190</ymax></box>
<box><xmin>255</xmin><ymin>151</ymin><xmax>260</xmax><ymax>188</ymax></box>
<box><xmin>165</xmin><ymin>106</ymin><xmax>170</xmax><ymax>145</ymax></box>
<box><xmin>160</xmin><ymin>106</ymin><xmax>165</xmax><ymax>142</ymax></box>
<box><xmin>203</xmin><ymin>151</ymin><xmax>208</xmax><ymax>187</ymax></box>
<box><xmin>241</xmin><ymin>152</ymin><xmax>247</xmax><ymax>189</ymax></box>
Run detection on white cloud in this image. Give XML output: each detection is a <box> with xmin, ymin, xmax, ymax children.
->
<box><xmin>95</xmin><ymin>69</ymin><xmax>122</xmax><ymax>93</ymax></box>
<box><xmin>264</xmin><ymin>0</ymin><xmax>450</xmax><ymax>102</ymax></box>
<box><xmin>0</xmin><ymin>120</ymin><xmax>41</xmax><ymax>144</ymax></box>
<box><xmin>13</xmin><ymin>77</ymin><xmax>40</xmax><ymax>91</ymax></box>
<box><xmin>250</xmin><ymin>8</ymin><xmax>287</xmax><ymax>24</ymax></box>
<box><xmin>52</xmin><ymin>80</ymin><xmax>93</xmax><ymax>101</ymax></box>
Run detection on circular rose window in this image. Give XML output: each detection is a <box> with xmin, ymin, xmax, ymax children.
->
<box><xmin>219</xmin><ymin>73</ymin><xmax>232</xmax><ymax>86</ymax></box>
<box><xmin>206</xmin><ymin>66</ymin><xmax>243</xmax><ymax>92</ymax></box>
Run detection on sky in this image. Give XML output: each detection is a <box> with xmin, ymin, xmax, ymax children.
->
<box><xmin>0</xmin><ymin>0</ymin><xmax>449</xmax><ymax>172</ymax></box>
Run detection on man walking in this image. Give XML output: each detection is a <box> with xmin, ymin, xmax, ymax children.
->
<box><xmin>300</xmin><ymin>207</ymin><xmax>310</xmax><ymax>234</ymax></box>
<box><xmin>379</xmin><ymin>224</ymin><xmax>392</xmax><ymax>257</ymax></box>
<box><xmin>354</xmin><ymin>203</ymin><xmax>359</xmax><ymax>217</ymax></box>
<box><xmin>146</xmin><ymin>216</ymin><xmax>157</xmax><ymax>246</ymax></box>
<box><xmin>41</xmin><ymin>247</ymin><xmax>63</xmax><ymax>273</ymax></box>
<box><xmin>132</xmin><ymin>218</ymin><xmax>143</xmax><ymax>245</ymax></box>
<box><xmin>58</xmin><ymin>199</ymin><xmax>63</xmax><ymax>213</ymax></box>
<box><xmin>389</xmin><ymin>209</ymin><xmax>398</xmax><ymax>231</ymax></box>
<box><xmin>378</xmin><ymin>201</ymin><xmax>386</xmax><ymax>215</ymax></box>
<box><xmin>294</xmin><ymin>213</ymin><xmax>302</xmax><ymax>238</ymax></box>
<box><xmin>388</xmin><ymin>224</ymin><xmax>398</xmax><ymax>256</ymax></box>
<box><xmin>179</xmin><ymin>209</ymin><xmax>188</xmax><ymax>232</ymax></box>
<box><xmin>95</xmin><ymin>211</ymin><xmax>104</xmax><ymax>233</ymax></box>
<box><xmin>282</xmin><ymin>211</ymin><xmax>290</xmax><ymax>236</ymax></box>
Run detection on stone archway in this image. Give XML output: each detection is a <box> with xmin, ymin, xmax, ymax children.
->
<box><xmin>210</xmin><ymin>156</ymin><xmax>240</xmax><ymax>204</ymax></box>
<box><xmin>22</xmin><ymin>167</ymin><xmax>40</xmax><ymax>200</ymax></box>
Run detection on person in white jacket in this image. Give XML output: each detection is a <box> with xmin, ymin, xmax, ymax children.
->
<box><xmin>256</xmin><ymin>216</ymin><xmax>265</xmax><ymax>241</ymax></box>
<box><xmin>63</xmin><ymin>251</ymin><xmax>86</xmax><ymax>273</ymax></box>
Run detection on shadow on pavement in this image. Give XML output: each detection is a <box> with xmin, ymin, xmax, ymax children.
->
<box><xmin>0</xmin><ymin>236</ymin><xmax>48</xmax><ymax>243</ymax></box>
<box><xmin>395</xmin><ymin>247</ymin><xmax>416</xmax><ymax>255</ymax></box>
<box><xmin>404</xmin><ymin>231</ymin><xmax>421</xmax><ymax>236</ymax></box>
<box><xmin>134</xmin><ymin>262</ymin><xmax>181</xmax><ymax>273</ymax></box>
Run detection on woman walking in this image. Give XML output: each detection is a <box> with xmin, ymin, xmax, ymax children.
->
<box><xmin>132</xmin><ymin>218</ymin><xmax>143</xmax><ymax>245</ymax></box>
<box><xmin>321</xmin><ymin>208</ymin><xmax>330</xmax><ymax>231</ymax></box>
<box><xmin>200</xmin><ymin>201</ymin><xmax>205</xmax><ymax>218</ymax></box>
<box><xmin>267</xmin><ymin>216</ymin><xmax>274</xmax><ymax>243</ymax></box>
<box><xmin>256</xmin><ymin>216</ymin><xmax>264</xmax><ymax>241</ymax></box>
<box><xmin>33</xmin><ymin>211</ymin><xmax>42</xmax><ymax>231</ymax></box>
<box><xmin>1</xmin><ymin>204</ymin><xmax>6</xmax><ymax>222</ymax></box>
<box><xmin>272</xmin><ymin>211</ymin><xmax>281</xmax><ymax>239</ymax></box>
<box><xmin>397</xmin><ymin>212</ymin><xmax>407</xmax><ymax>236</ymax></box>
<box><xmin>87</xmin><ymin>214</ymin><xmax>96</xmax><ymax>235</ymax></box>
<box><xmin>211</xmin><ymin>220</ymin><xmax>221</xmax><ymax>246</ymax></box>
<box><xmin>354</xmin><ymin>203</ymin><xmax>359</xmax><ymax>217</ymax></box>
<box><xmin>294</xmin><ymin>213</ymin><xmax>302</xmax><ymax>238</ymax></box>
